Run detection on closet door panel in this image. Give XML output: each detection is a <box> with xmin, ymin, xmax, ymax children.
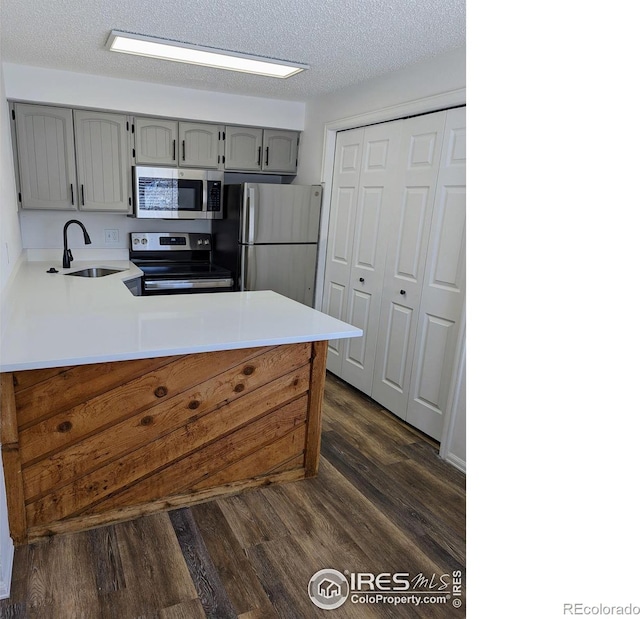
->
<box><xmin>372</xmin><ymin>111</ymin><xmax>446</xmax><ymax>415</ymax></box>
<box><xmin>341</xmin><ymin>121</ymin><xmax>402</xmax><ymax>394</ymax></box>
<box><xmin>408</xmin><ymin>313</ymin><xmax>457</xmax><ymax>438</ymax></box>
<box><xmin>322</xmin><ymin>129</ymin><xmax>364</xmax><ymax>375</ymax></box>
<box><xmin>407</xmin><ymin>107</ymin><xmax>466</xmax><ymax>441</ymax></box>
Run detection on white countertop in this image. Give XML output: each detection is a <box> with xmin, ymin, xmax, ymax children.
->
<box><xmin>0</xmin><ymin>260</ymin><xmax>361</xmax><ymax>372</ymax></box>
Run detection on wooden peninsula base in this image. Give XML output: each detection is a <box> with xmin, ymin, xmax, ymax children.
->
<box><xmin>0</xmin><ymin>341</ymin><xmax>327</xmax><ymax>545</ymax></box>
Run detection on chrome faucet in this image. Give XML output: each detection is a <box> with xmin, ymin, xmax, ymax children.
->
<box><xmin>62</xmin><ymin>220</ymin><xmax>92</xmax><ymax>268</ymax></box>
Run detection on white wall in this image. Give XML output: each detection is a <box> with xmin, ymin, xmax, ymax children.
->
<box><xmin>0</xmin><ymin>68</ymin><xmax>23</xmax><ymax>291</ymax></box>
<box><xmin>3</xmin><ymin>63</ymin><xmax>305</xmax><ymax>130</ymax></box>
<box><xmin>0</xmin><ymin>53</ymin><xmax>20</xmax><ymax>600</ymax></box>
<box><xmin>448</xmin><ymin>356</ymin><xmax>466</xmax><ymax>469</ymax></box>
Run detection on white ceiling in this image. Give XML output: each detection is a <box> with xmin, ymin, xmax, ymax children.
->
<box><xmin>0</xmin><ymin>0</ymin><xmax>465</xmax><ymax>102</ymax></box>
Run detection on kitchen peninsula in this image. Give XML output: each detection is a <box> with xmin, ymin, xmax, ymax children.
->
<box><xmin>0</xmin><ymin>260</ymin><xmax>361</xmax><ymax>545</ymax></box>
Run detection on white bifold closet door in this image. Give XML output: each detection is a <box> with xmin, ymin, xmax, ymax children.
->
<box><xmin>322</xmin><ymin>121</ymin><xmax>402</xmax><ymax>393</ymax></box>
<box><xmin>405</xmin><ymin>107</ymin><xmax>466</xmax><ymax>439</ymax></box>
<box><xmin>322</xmin><ymin>107</ymin><xmax>465</xmax><ymax>442</ymax></box>
<box><xmin>371</xmin><ymin>111</ymin><xmax>447</xmax><ymax>416</ymax></box>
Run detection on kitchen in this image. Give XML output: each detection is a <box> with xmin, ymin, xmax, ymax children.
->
<box><xmin>0</xmin><ymin>2</ymin><xmax>466</xmax><ymax>616</ymax></box>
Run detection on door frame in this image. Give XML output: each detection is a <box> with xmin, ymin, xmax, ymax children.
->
<box><xmin>315</xmin><ymin>87</ymin><xmax>466</xmax><ymax>466</ymax></box>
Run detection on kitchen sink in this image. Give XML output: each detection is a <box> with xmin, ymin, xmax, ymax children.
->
<box><xmin>65</xmin><ymin>267</ymin><xmax>125</xmax><ymax>278</ymax></box>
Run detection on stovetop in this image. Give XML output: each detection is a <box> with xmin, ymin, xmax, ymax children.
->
<box><xmin>129</xmin><ymin>232</ymin><xmax>233</xmax><ymax>283</ymax></box>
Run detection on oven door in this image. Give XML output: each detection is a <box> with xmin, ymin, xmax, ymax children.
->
<box><xmin>134</xmin><ymin>166</ymin><xmax>210</xmax><ymax>219</ymax></box>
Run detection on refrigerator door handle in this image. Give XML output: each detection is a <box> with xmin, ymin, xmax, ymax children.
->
<box><xmin>242</xmin><ymin>245</ymin><xmax>257</xmax><ymax>291</ymax></box>
<box><xmin>244</xmin><ymin>186</ymin><xmax>257</xmax><ymax>245</ymax></box>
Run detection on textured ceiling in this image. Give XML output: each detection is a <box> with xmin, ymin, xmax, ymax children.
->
<box><xmin>1</xmin><ymin>0</ymin><xmax>464</xmax><ymax>101</ymax></box>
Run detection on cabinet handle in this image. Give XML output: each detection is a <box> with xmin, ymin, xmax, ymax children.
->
<box><xmin>182</xmin><ymin>140</ymin><xmax>186</xmax><ymax>161</ymax></box>
<box><xmin>359</xmin><ymin>277</ymin><xmax>365</xmax><ymax>283</ymax></box>
<box><xmin>257</xmin><ymin>146</ymin><xmax>262</xmax><ymax>165</ymax></box>
<box><xmin>265</xmin><ymin>147</ymin><xmax>269</xmax><ymax>167</ymax></box>
<box><xmin>81</xmin><ymin>184</ymin><xmax>85</xmax><ymax>206</ymax></box>
<box><xmin>400</xmin><ymin>289</ymin><xmax>406</xmax><ymax>295</ymax></box>
<box><xmin>173</xmin><ymin>140</ymin><xmax>176</xmax><ymax>161</ymax></box>
<box><xmin>70</xmin><ymin>184</ymin><xmax>74</xmax><ymax>206</ymax></box>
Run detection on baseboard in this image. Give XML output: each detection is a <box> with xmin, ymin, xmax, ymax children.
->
<box><xmin>446</xmin><ymin>453</ymin><xmax>466</xmax><ymax>474</ymax></box>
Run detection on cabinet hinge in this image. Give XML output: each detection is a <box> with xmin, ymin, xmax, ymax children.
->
<box><xmin>126</xmin><ymin>121</ymin><xmax>129</xmax><ymax>131</ymax></box>
<box><xmin>133</xmin><ymin>148</ymin><xmax>136</xmax><ymax>158</ymax></box>
<box><xmin>18</xmin><ymin>192</ymin><xmax>22</xmax><ymax>203</ymax></box>
<box><xmin>222</xmin><ymin>155</ymin><xmax>225</xmax><ymax>164</ymax></box>
<box><xmin>131</xmin><ymin>123</ymin><xmax>135</xmax><ymax>133</ymax></box>
<box><xmin>11</xmin><ymin>109</ymin><xmax>15</xmax><ymax>120</ymax></box>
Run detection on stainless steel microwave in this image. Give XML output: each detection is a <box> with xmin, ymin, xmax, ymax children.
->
<box><xmin>133</xmin><ymin>166</ymin><xmax>223</xmax><ymax>219</ymax></box>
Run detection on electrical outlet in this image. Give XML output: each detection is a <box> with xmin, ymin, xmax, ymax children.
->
<box><xmin>105</xmin><ymin>229</ymin><xmax>120</xmax><ymax>244</ymax></box>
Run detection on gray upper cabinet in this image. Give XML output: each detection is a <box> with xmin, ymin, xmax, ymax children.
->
<box><xmin>13</xmin><ymin>103</ymin><xmax>77</xmax><ymax>210</ymax></box>
<box><xmin>135</xmin><ymin>118</ymin><xmax>223</xmax><ymax>168</ymax></box>
<box><xmin>178</xmin><ymin>122</ymin><xmax>223</xmax><ymax>168</ymax></box>
<box><xmin>134</xmin><ymin>118</ymin><xmax>178</xmax><ymax>165</ymax></box>
<box><xmin>262</xmin><ymin>129</ymin><xmax>298</xmax><ymax>174</ymax></box>
<box><xmin>224</xmin><ymin>126</ymin><xmax>263</xmax><ymax>171</ymax></box>
<box><xmin>11</xmin><ymin>103</ymin><xmax>301</xmax><ymax>214</ymax></box>
<box><xmin>73</xmin><ymin>110</ymin><xmax>130</xmax><ymax>212</ymax></box>
<box><xmin>224</xmin><ymin>126</ymin><xmax>299</xmax><ymax>173</ymax></box>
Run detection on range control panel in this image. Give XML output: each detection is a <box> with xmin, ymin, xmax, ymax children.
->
<box><xmin>130</xmin><ymin>233</ymin><xmax>212</xmax><ymax>252</ymax></box>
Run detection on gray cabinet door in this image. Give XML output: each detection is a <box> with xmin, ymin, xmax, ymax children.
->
<box><xmin>224</xmin><ymin>126</ymin><xmax>263</xmax><ymax>171</ymax></box>
<box><xmin>135</xmin><ymin>117</ymin><xmax>178</xmax><ymax>165</ymax></box>
<box><xmin>262</xmin><ymin>129</ymin><xmax>298</xmax><ymax>174</ymax></box>
<box><xmin>74</xmin><ymin>110</ymin><xmax>130</xmax><ymax>212</ymax></box>
<box><xmin>179</xmin><ymin>122</ymin><xmax>223</xmax><ymax>168</ymax></box>
<box><xmin>14</xmin><ymin>103</ymin><xmax>77</xmax><ymax>210</ymax></box>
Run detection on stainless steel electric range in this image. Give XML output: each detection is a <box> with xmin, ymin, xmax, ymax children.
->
<box><xmin>129</xmin><ymin>232</ymin><xmax>234</xmax><ymax>295</ymax></box>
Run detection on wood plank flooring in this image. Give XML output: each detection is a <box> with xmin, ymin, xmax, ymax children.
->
<box><xmin>0</xmin><ymin>373</ymin><xmax>466</xmax><ymax>618</ymax></box>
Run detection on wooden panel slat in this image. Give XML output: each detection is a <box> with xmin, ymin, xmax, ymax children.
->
<box><xmin>189</xmin><ymin>424</ymin><xmax>306</xmax><ymax>492</ymax></box>
<box><xmin>1</xmin><ymin>374</ymin><xmax>19</xmax><ymax>445</ymax></box>
<box><xmin>22</xmin><ymin>345</ymin><xmax>311</xmax><ymax>501</ymax></box>
<box><xmin>80</xmin><ymin>385</ymin><xmax>309</xmax><ymax>518</ymax></box>
<box><xmin>19</xmin><ymin>345</ymin><xmax>286</xmax><ymax>465</ymax></box>
<box><xmin>1</xmin><ymin>447</ymin><xmax>27</xmax><ymax>544</ymax></box>
<box><xmin>26</xmin><ymin>373</ymin><xmax>309</xmax><ymax>526</ymax></box>
<box><xmin>11</xmin><ymin>366</ymin><xmax>74</xmax><ymax>393</ymax></box>
<box><xmin>15</xmin><ymin>356</ymin><xmax>179</xmax><ymax>427</ymax></box>
<box><xmin>304</xmin><ymin>340</ymin><xmax>328</xmax><ymax>477</ymax></box>
<box><xmin>0</xmin><ymin>374</ymin><xmax>27</xmax><ymax>544</ymax></box>
<box><xmin>26</xmin><ymin>469</ymin><xmax>305</xmax><ymax>543</ymax></box>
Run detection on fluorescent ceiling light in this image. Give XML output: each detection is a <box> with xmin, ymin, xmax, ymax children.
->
<box><xmin>106</xmin><ymin>30</ymin><xmax>308</xmax><ymax>78</ymax></box>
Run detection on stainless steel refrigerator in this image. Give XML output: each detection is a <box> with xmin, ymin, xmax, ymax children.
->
<box><xmin>215</xmin><ymin>183</ymin><xmax>322</xmax><ymax>306</ymax></box>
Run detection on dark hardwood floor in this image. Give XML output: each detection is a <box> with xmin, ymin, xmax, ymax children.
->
<box><xmin>0</xmin><ymin>373</ymin><xmax>466</xmax><ymax>618</ymax></box>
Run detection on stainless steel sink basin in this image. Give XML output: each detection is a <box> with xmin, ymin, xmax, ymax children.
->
<box><xmin>65</xmin><ymin>267</ymin><xmax>125</xmax><ymax>278</ymax></box>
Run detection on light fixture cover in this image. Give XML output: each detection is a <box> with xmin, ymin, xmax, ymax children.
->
<box><xmin>106</xmin><ymin>30</ymin><xmax>308</xmax><ymax>78</ymax></box>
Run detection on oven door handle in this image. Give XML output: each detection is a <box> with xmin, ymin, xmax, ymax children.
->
<box><xmin>145</xmin><ymin>278</ymin><xmax>234</xmax><ymax>290</ymax></box>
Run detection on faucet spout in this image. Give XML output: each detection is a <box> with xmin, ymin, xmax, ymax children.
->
<box><xmin>63</xmin><ymin>220</ymin><xmax>92</xmax><ymax>269</ymax></box>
